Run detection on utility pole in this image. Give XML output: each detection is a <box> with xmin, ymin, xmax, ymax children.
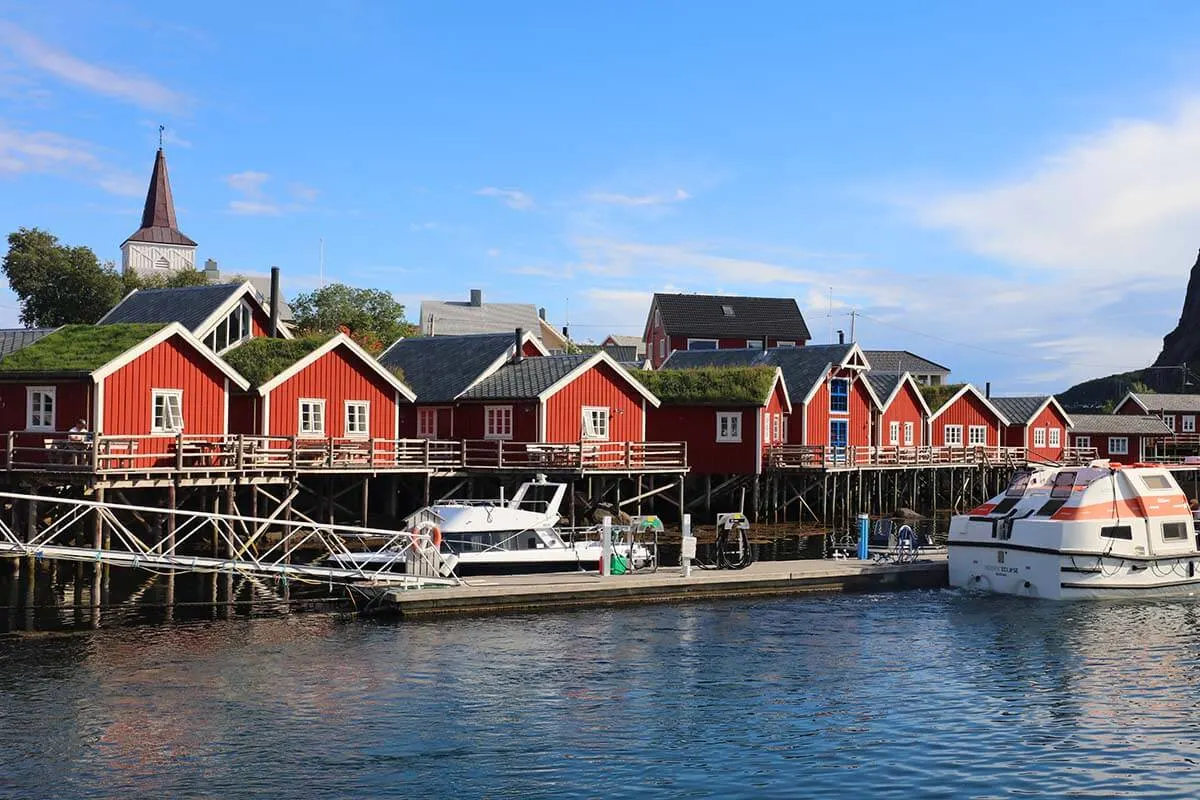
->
<box><xmin>849</xmin><ymin>309</ymin><xmax>857</xmax><ymax>343</ymax></box>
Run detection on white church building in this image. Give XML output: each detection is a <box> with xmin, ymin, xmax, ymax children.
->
<box><xmin>121</xmin><ymin>147</ymin><xmax>198</xmax><ymax>276</ymax></box>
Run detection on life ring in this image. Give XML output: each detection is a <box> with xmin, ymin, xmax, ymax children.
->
<box><xmin>410</xmin><ymin>522</ymin><xmax>443</xmax><ymax>549</ymax></box>
<box><xmin>430</xmin><ymin>526</ymin><xmax>442</xmax><ymax>548</ymax></box>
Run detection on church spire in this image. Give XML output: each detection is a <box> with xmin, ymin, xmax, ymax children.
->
<box><xmin>123</xmin><ymin>146</ymin><xmax>196</xmax><ymax>247</ymax></box>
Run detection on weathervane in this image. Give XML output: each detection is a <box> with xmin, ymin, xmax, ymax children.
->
<box><xmin>158</xmin><ymin>124</ymin><xmax>165</xmax><ymax>149</ymax></box>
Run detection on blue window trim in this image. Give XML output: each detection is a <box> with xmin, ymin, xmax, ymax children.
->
<box><xmin>829</xmin><ymin>378</ymin><xmax>849</xmax><ymax>414</ymax></box>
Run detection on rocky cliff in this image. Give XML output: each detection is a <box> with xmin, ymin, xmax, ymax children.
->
<box><xmin>1155</xmin><ymin>249</ymin><xmax>1200</xmax><ymax>368</ymax></box>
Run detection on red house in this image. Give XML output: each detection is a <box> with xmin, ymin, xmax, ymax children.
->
<box><xmin>990</xmin><ymin>396</ymin><xmax>1073</xmax><ymax>462</ymax></box>
<box><xmin>927</xmin><ymin>384</ymin><xmax>1009</xmax><ymax>448</ymax></box>
<box><xmin>224</xmin><ymin>333</ymin><xmax>415</xmax><ymax>440</ymax></box>
<box><xmin>643</xmin><ymin>293</ymin><xmax>811</xmax><ymax>369</ymax></box>
<box><xmin>864</xmin><ymin>372</ymin><xmax>931</xmax><ymax>448</ymax></box>
<box><xmin>641</xmin><ymin>366</ymin><xmax>791</xmax><ymax>474</ymax></box>
<box><xmin>0</xmin><ymin>323</ymin><xmax>249</xmax><ymax>463</ymax></box>
<box><xmin>1115</xmin><ymin>392</ymin><xmax>1200</xmax><ymax>440</ymax></box>
<box><xmin>378</xmin><ymin>330</ymin><xmax>549</xmax><ymax>439</ymax></box>
<box><xmin>1068</xmin><ymin>414</ymin><xmax>1172</xmax><ymax>462</ymax></box>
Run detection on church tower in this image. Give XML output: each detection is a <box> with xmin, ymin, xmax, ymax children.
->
<box><xmin>121</xmin><ymin>147</ymin><xmax>197</xmax><ymax>276</ymax></box>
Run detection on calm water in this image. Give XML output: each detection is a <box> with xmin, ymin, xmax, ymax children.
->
<box><xmin>3</xmin><ymin>591</ymin><xmax>1200</xmax><ymax>798</ymax></box>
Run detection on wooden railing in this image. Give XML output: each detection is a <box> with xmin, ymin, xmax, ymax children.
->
<box><xmin>2</xmin><ymin>432</ymin><xmax>686</xmax><ymax>476</ymax></box>
<box><xmin>766</xmin><ymin>444</ymin><xmax>1099</xmax><ymax>470</ymax></box>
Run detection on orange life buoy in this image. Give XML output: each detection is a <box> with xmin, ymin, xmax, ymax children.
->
<box><xmin>430</xmin><ymin>526</ymin><xmax>442</xmax><ymax>549</ymax></box>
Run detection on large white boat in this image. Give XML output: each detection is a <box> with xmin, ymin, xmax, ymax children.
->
<box><xmin>948</xmin><ymin>461</ymin><xmax>1200</xmax><ymax>599</ymax></box>
<box><xmin>332</xmin><ymin>477</ymin><xmax>652</xmax><ymax>577</ymax></box>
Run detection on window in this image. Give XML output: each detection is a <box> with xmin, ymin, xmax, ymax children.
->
<box><xmin>687</xmin><ymin>339</ymin><xmax>718</xmax><ymax>351</ymax></box>
<box><xmin>1162</xmin><ymin>521</ymin><xmax>1189</xmax><ymax>541</ymax></box>
<box><xmin>1074</xmin><ymin>435</ymin><xmax>1091</xmax><ymax>449</ymax></box>
<box><xmin>154</xmin><ymin>256</ymin><xmax>170</xmax><ymax>270</ymax></box>
<box><xmin>1033</xmin><ymin>427</ymin><xmax>1046</xmax><ymax>448</ymax></box>
<box><xmin>485</xmin><ymin>405</ymin><xmax>513</xmax><ymax>440</ymax></box>
<box><xmin>208</xmin><ymin>301</ymin><xmax>255</xmax><ymax>352</ymax></box>
<box><xmin>1048</xmin><ymin>428</ymin><xmax>1061</xmax><ymax>447</ymax></box>
<box><xmin>345</xmin><ymin>401</ymin><xmax>369</xmax><ymax>437</ymax></box>
<box><xmin>26</xmin><ymin>386</ymin><xmax>54</xmax><ymax>431</ymax></box>
<box><xmin>830</xmin><ymin>419</ymin><xmax>848</xmax><ymax>449</ymax></box>
<box><xmin>721</xmin><ymin>305</ymin><xmax>735</xmax><ymax>317</ymax></box>
<box><xmin>903</xmin><ymin>421</ymin><xmax>914</xmax><ymax>446</ymax></box>
<box><xmin>582</xmin><ymin>406</ymin><xmax>609</xmax><ymax>440</ymax></box>
<box><xmin>299</xmin><ymin>398</ymin><xmax>325</xmax><ymax>436</ymax></box>
<box><xmin>968</xmin><ymin>425</ymin><xmax>987</xmax><ymax>446</ymax></box>
<box><xmin>658</xmin><ymin>339</ymin><xmax>666</xmax><ymax>360</ymax></box>
<box><xmin>151</xmin><ymin>389</ymin><xmax>184</xmax><ymax>433</ymax></box>
<box><xmin>1100</xmin><ymin>525</ymin><xmax>1133</xmax><ymax>540</ymax></box>
<box><xmin>716</xmin><ymin>412</ymin><xmax>741</xmax><ymax>442</ymax></box>
<box><xmin>944</xmin><ymin>425</ymin><xmax>963</xmax><ymax>446</ymax></box>
<box><xmin>776</xmin><ymin>341</ymin><xmax>796</xmax><ymax>348</ymax></box>
<box><xmin>889</xmin><ymin>421</ymin><xmax>900</xmax><ymax>445</ymax></box>
<box><xmin>416</xmin><ymin>407</ymin><xmax>437</xmax><ymax>438</ymax></box>
<box><xmin>746</xmin><ymin>340</ymin><xmax>763</xmax><ymax>350</ymax></box>
<box><xmin>1165</xmin><ymin>415</ymin><xmax>1176</xmax><ymax>432</ymax></box>
<box><xmin>1143</xmin><ymin>474</ymin><xmax>1173</xmax><ymax>490</ymax></box>
<box><xmin>772</xmin><ymin>413</ymin><xmax>782</xmax><ymax>443</ymax></box>
<box><xmin>1185</xmin><ymin>416</ymin><xmax>1196</xmax><ymax>433</ymax></box>
<box><xmin>829</xmin><ymin>378</ymin><xmax>849</xmax><ymax>413</ymax></box>
<box><xmin>1108</xmin><ymin>436</ymin><xmax>1128</xmax><ymax>455</ymax></box>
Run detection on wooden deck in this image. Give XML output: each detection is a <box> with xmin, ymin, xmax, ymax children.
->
<box><xmin>372</xmin><ymin>556</ymin><xmax>948</xmax><ymax>618</ymax></box>
<box><xmin>765</xmin><ymin>444</ymin><xmax>1098</xmax><ymax>471</ymax></box>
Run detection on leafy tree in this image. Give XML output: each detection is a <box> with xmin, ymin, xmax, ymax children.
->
<box><xmin>123</xmin><ymin>268</ymin><xmax>211</xmax><ymax>293</ymax></box>
<box><xmin>2</xmin><ymin>228</ymin><xmax>123</xmax><ymax>326</ymax></box>
<box><xmin>290</xmin><ymin>283</ymin><xmax>417</xmax><ymax>353</ymax></box>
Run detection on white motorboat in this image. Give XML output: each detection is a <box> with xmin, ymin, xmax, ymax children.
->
<box><xmin>331</xmin><ymin>476</ymin><xmax>652</xmax><ymax>576</ymax></box>
<box><xmin>948</xmin><ymin>461</ymin><xmax>1200</xmax><ymax>599</ymax></box>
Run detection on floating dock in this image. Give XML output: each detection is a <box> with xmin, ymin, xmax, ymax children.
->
<box><xmin>370</xmin><ymin>556</ymin><xmax>948</xmax><ymax>618</ymax></box>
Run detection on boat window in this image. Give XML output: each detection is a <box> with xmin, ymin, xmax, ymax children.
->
<box><xmin>515</xmin><ymin>484</ymin><xmax>558</xmax><ymax>511</ymax></box>
<box><xmin>1005</xmin><ymin>471</ymin><xmax>1031</xmax><ymax>497</ymax></box>
<box><xmin>1100</xmin><ymin>525</ymin><xmax>1133</xmax><ymax>540</ymax></box>
<box><xmin>1162</xmin><ymin>522</ymin><xmax>1189</xmax><ymax>541</ymax></box>
<box><xmin>1049</xmin><ymin>471</ymin><xmax>1077</xmax><ymax>499</ymax></box>
<box><xmin>1141</xmin><ymin>474</ymin><xmax>1174</xmax><ymax>491</ymax></box>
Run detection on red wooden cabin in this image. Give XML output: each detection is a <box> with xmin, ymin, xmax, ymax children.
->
<box><xmin>1115</xmin><ymin>393</ymin><xmax>1200</xmax><ymax>441</ymax></box>
<box><xmin>643</xmin><ymin>293</ymin><xmax>811</xmax><ymax>368</ymax></box>
<box><xmin>991</xmin><ymin>396</ymin><xmax>1073</xmax><ymax>462</ymax></box>
<box><xmin>642</xmin><ymin>367</ymin><xmax>790</xmax><ymax>475</ymax></box>
<box><xmin>927</xmin><ymin>384</ymin><xmax>1009</xmax><ymax>448</ymax></box>
<box><xmin>864</xmin><ymin>372</ymin><xmax>931</xmax><ymax>448</ymax></box>
<box><xmin>1068</xmin><ymin>414</ymin><xmax>1172</xmax><ymax>462</ymax></box>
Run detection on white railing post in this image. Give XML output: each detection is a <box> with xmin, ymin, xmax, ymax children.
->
<box><xmin>681</xmin><ymin>513</ymin><xmax>695</xmax><ymax>578</ymax></box>
<box><xmin>600</xmin><ymin>516</ymin><xmax>612</xmax><ymax>576</ymax></box>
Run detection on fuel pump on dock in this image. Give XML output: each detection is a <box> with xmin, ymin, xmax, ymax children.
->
<box><xmin>698</xmin><ymin>513</ymin><xmax>754</xmax><ymax>570</ymax></box>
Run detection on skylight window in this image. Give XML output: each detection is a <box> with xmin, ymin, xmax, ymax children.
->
<box><xmin>721</xmin><ymin>305</ymin><xmax>735</xmax><ymax>316</ymax></box>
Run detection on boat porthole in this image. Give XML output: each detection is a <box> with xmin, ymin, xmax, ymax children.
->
<box><xmin>1023</xmin><ymin>581</ymin><xmax>1031</xmax><ymax>589</ymax></box>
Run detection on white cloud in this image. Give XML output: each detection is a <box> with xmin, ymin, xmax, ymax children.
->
<box><xmin>0</xmin><ymin>21</ymin><xmax>187</xmax><ymax>112</ymax></box>
<box><xmin>0</xmin><ymin>125</ymin><xmax>142</xmax><ymax>196</ymax></box>
<box><xmin>475</xmin><ymin>186</ymin><xmax>534</xmax><ymax>210</ymax></box>
<box><xmin>486</xmin><ymin>248</ymin><xmax>501</xmax><ymax>257</ymax></box>
<box><xmin>914</xmin><ymin>97</ymin><xmax>1200</xmax><ymax>286</ymax></box>
<box><xmin>586</xmin><ymin>188</ymin><xmax>691</xmax><ymax>207</ymax></box>
<box><xmin>228</xmin><ymin>200</ymin><xmax>281</xmax><ymax>217</ymax></box>
<box><xmin>225</xmin><ymin>171</ymin><xmax>317</xmax><ymax>216</ymax></box>
<box><xmin>290</xmin><ymin>182</ymin><xmax>319</xmax><ymax>202</ymax></box>
<box><xmin>226</xmin><ymin>170</ymin><xmax>270</xmax><ymax>196</ymax></box>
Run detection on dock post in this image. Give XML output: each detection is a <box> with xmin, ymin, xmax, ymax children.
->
<box><xmin>600</xmin><ymin>516</ymin><xmax>612</xmax><ymax>576</ymax></box>
<box><xmin>857</xmin><ymin>512</ymin><xmax>870</xmax><ymax>560</ymax></box>
<box><xmin>681</xmin><ymin>513</ymin><xmax>695</xmax><ymax>578</ymax></box>
<box><xmin>166</xmin><ymin>483</ymin><xmax>177</xmax><ymax>620</ymax></box>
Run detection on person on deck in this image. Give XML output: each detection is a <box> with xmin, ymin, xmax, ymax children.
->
<box><xmin>67</xmin><ymin>419</ymin><xmax>89</xmax><ymax>443</ymax></box>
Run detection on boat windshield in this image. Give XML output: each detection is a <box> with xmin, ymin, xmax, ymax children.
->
<box><xmin>1050</xmin><ymin>471</ymin><xmax>1078</xmax><ymax>500</ymax></box>
<box><xmin>514</xmin><ymin>484</ymin><xmax>559</xmax><ymax>513</ymax></box>
<box><xmin>1005</xmin><ymin>470</ymin><xmax>1032</xmax><ymax>498</ymax></box>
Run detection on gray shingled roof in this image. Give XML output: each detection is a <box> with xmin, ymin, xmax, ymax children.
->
<box><xmin>605</xmin><ymin>335</ymin><xmax>646</xmax><ymax>357</ymax></box>
<box><xmin>461</xmin><ymin>354</ymin><xmax>590</xmax><ymax>400</ymax></box>
<box><xmin>862</xmin><ymin>350</ymin><xmax>950</xmax><ymax>374</ymax></box>
<box><xmin>0</xmin><ymin>328</ymin><xmax>57</xmax><ymax>360</ymax></box>
<box><xmin>865</xmin><ymin>372</ymin><xmax>903</xmax><ymax>405</ymax></box>
<box><xmin>100</xmin><ymin>283</ymin><xmax>246</xmax><ymax>331</ymax></box>
<box><xmin>651</xmin><ymin>293</ymin><xmax>811</xmax><ymax>340</ymax></box>
<box><xmin>378</xmin><ymin>333</ymin><xmax>516</xmax><ymax>403</ymax></box>
<box><xmin>1070</xmin><ymin>414</ymin><xmax>1173</xmax><ymax>436</ymax></box>
<box><xmin>661</xmin><ymin>343</ymin><xmax>853</xmax><ymax>403</ymax></box>
<box><xmin>1128</xmin><ymin>393</ymin><xmax>1200</xmax><ymax>413</ymax></box>
<box><xmin>990</xmin><ymin>396</ymin><xmax>1052</xmax><ymax>425</ymax></box>
<box><xmin>421</xmin><ymin>299</ymin><xmax>544</xmax><ymax>340</ymax></box>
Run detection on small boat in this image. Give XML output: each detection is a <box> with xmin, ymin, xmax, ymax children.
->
<box><xmin>331</xmin><ymin>476</ymin><xmax>652</xmax><ymax>577</ymax></box>
<box><xmin>948</xmin><ymin>460</ymin><xmax>1200</xmax><ymax>599</ymax></box>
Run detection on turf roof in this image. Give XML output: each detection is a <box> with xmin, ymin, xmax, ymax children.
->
<box><xmin>223</xmin><ymin>334</ymin><xmax>404</xmax><ymax>388</ymax></box>
<box><xmin>633</xmin><ymin>366</ymin><xmax>778</xmax><ymax>405</ymax></box>
<box><xmin>919</xmin><ymin>382</ymin><xmax>967</xmax><ymax>412</ymax></box>
<box><xmin>0</xmin><ymin>323</ymin><xmax>166</xmax><ymax>374</ymax></box>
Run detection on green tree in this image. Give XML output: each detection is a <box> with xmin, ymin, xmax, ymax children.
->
<box><xmin>2</xmin><ymin>228</ymin><xmax>123</xmax><ymax>327</ymax></box>
<box><xmin>123</xmin><ymin>268</ymin><xmax>211</xmax><ymax>293</ymax></box>
<box><xmin>290</xmin><ymin>283</ymin><xmax>417</xmax><ymax>353</ymax></box>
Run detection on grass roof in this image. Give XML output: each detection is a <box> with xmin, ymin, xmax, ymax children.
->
<box><xmin>634</xmin><ymin>366</ymin><xmax>778</xmax><ymax>405</ymax></box>
<box><xmin>0</xmin><ymin>323</ymin><xmax>166</xmax><ymax>374</ymax></box>
<box><xmin>223</xmin><ymin>334</ymin><xmax>405</xmax><ymax>388</ymax></box>
<box><xmin>920</xmin><ymin>382</ymin><xmax>967</xmax><ymax>412</ymax></box>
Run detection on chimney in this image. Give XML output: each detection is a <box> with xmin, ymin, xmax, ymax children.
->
<box><xmin>837</xmin><ymin>330</ymin><xmax>845</xmax><ymax>345</ymax></box>
<box><xmin>470</xmin><ymin>288</ymin><xmax>483</xmax><ymax>307</ymax></box>
<box><xmin>985</xmin><ymin>381</ymin><xmax>991</xmax><ymax>399</ymax></box>
<box><xmin>538</xmin><ymin>307</ymin><xmax>546</xmax><ymax>320</ymax></box>
<box><xmin>204</xmin><ymin>258</ymin><xmax>220</xmax><ymax>281</ymax></box>
<box><xmin>514</xmin><ymin>328</ymin><xmax>524</xmax><ymax>363</ymax></box>
<box><xmin>269</xmin><ymin>266</ymin><xmax>281</xmax><ymax>338</ymax></box>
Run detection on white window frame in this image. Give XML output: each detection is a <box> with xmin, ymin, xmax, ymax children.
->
<box><xmin>658</xmin><ymin>339</ymin><xmax>666</xmax><ymax>360</ymax></box>
<box><xmin>1165</xmin><ymin>415</ymin><xmax>1176</xmax><ymax>432</ymax></box>
<box><xmin>889</xmin><ymin>421</ymin><xmax>900</xmax><ymax>446</ymax></box>
<box><xmin>26</xmin><ymin>386</ymin><xmax>55</xmax><ymax>431</ymax></box>
<box><xmin>687</xmin><ymin>338</ymin><xmax>719</xmax><ymax>351</ymax></box>
<box><xmin>1108</xmin><ymin>436</ymin><xmax>1129</xmax><ymax>455</ymax></box>
<box><xmin>829</xmin><ymin>378</ymin><xmax>849</xmax><ymax>414</ymax></box>
<box><xmin>1185</xmin><ymin>415</ymin><xmax>1196</xmax><ymax>433</ymax></box>
<box><xmin>151</xmin><ymin>389</ymin><xmax>184</xmax><ymax>434</ymax></box>
<box><xmin>1074</xmin><ymin>435</ymin><xmax>1091</xmax><ymax>449</ymax></box>
<box><xmin>776</xmin><ymin>341</ymin><xmax>796</xmax><ymax>348</ymax></box>
<box><xmin>1033</xmin><ymin>427</ymin><xmax>1047</xmax><ymax>448</ymax></box>
<box><xmin>903</xmin><ymin>421</ymin><xmax>914</xmax><ymax>446</ymax></box>
<box><xmin>772</xmin><ymin>413</ymin><xmax>782</xmax><ymax>443</ymax></box>
<box><xmin>746</xmin><ymin>339</ymin><xmax>764</xmax><ymax>350</ymax></box>
<box><xmin>1048</xmin><ymin>427</ymin><xmax>1061</xmax><ymax>447</ymax></box>
<box><xmin>344</xmin><ymin>400</ymin><xmax>370</xmax><ymax>438</ymax></box>
<box><xmin>968</xmin><ymin>425</ymin><xmax>987</xmax><ymax>446</ymax></box>
<box><xmin>485</xmin><ymin>405</ymin><xmax>513</xmax><ymax>440</ymax></box>
<box><xmin>416</xmin><ymin>407</ymin><xmax>437</xmax><ymax>438</ymax></box>
<box><xmin>581</xmin><ymin>406</ymin><xmax>610</xmax><ymax>441</ymax></box>
<box><xmin>944</xmin><ymin>424</ymin><xmax>963</xmax><ymax>446</ymax></box>
<box><xmin>716</xmin><ymin>411</ymin><xmax>741</xmax><ymax>443</ymax></box>
<box><xmin>298</xmin><ymin>398</ymin><xmax>326</xmax><ymax>436</ymax></box>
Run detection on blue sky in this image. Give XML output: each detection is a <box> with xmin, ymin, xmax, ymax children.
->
<box><xmin>3</xmin><ymin>1</ymin><xmax>1200</xmax><ymax>392</ymax></box>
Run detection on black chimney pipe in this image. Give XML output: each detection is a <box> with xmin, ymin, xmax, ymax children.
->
<box><xmin>985</xmin><ymin>381</ymin><xmax>991</xmax><ymax>399</ymax></box>
<box><xmin>837</xmin><ymin>330</ymin><xmax>845</xmax><ymax>345</ymax></box>
<box><xmin>514</xmin><ymin>327</ymin><xmax>524</xmax><ymax>363</ymax></box>
<box><xmin>269</xmin><ymin>266</ymin><xmax>281</xmax><ymax>338</ymax></box>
